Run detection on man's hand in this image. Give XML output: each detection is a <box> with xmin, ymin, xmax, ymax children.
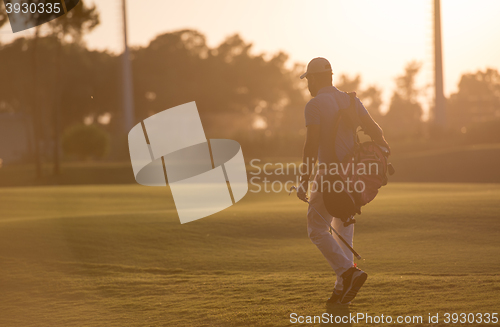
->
<box><xmin>297</xmin><ymin>180</ymin><xmax>309</xmax><ymax>203</ymax></box>
<box><xmin>299</xmin><ymin>125</ymin><xmax>319</xmax><ymax>203</ymax></box>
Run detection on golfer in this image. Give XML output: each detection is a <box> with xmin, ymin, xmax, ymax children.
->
<box><xmin>296</xmin><ymin>57</ymin><xmax>390</xmax><ymax>304</ymax></box>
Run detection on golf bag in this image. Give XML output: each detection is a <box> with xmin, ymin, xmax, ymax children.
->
<box><xmin>322</xmin><ymin>92</ymin><xmax>394</xmax><ymax>221</ymax></box>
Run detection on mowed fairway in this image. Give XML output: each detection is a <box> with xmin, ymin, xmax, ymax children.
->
<box><xmin>0</xmin><ymin>183</ymin><xmax>500</xmax><ymax>326</ymax></box>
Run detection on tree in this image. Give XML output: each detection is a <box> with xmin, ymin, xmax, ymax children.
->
<box><xmin>385</xmin><ymin>61</ymin><xmax>424</xmax><ymax>138</ymax></box>
<box><xmin>447</xmin><ymin>68</ymin><xmax>500</xmax><ymax>131</ymax></box>
<box><xmin>394</xmin><ymin>61</ymin><xmax>422</xmax><ymax>104</ymax></box>
<box><xmin>46</xmin><ymin>0</ymin><xmax>100</xmax><ymax>174</ymax></box>
<box><xmin>0</xmin><ymin>7</ymin><xmax>7</xmax><ymax>28</ymax></box>
<box><xmin>7</xmin><ymin>2</ymin><xmax>69</xmax><ymax>178</ymax></box>
<box><xmin>359</xmin><ymin>85</ymin><xmax>383</xmax><ymax>119</ymax></box>
<box><xmin>335</xmin><ymin>74</ymin><xmax>361</xmax><ymax>92</ymax></box>
<box><xmin>131</xmin><ymin>31</ymin><xmax>305</xmax><ymax>144</ymax></box>
<box><xmin>0</xmin><ymin>37</ymin><xmax>118</xmax><ymax>167</ymax></box>
<box><xmin>48</xmin><ymin>0</ymin><xmax>99</xmax><ymax>44</ymax></box>
<box><xmin>335</xmin><ymin>74</ymin><xmax>383</xmax><ymax>118</ymax></box>
<box><xmin>62</xmin><ymin>124</ymin><xmax>109</xmax><ymax>160</ymax></box>
<box><xmin>132</xmin><ymin>29</ymin><xmax>209</xmax><ymax>122</ymax></box>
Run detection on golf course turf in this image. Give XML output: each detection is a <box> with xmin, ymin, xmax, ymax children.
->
<box><xmin>1</xmin><ymin>183</ymin><xmax>499</xmax><ymax>326</ymax></box>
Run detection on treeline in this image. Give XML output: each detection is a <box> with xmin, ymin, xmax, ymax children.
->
<box><xmin>1</xmin><ymin>28</ymin><xmax>500</xmax><ymax>163</ymax></box>
<box><xmin>0</xmin><ymin>30</ymin><xmax>309</xmax><ymax>160</ymax></box>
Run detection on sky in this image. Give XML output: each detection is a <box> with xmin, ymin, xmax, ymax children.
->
<box><xmin>1</xmin><ymin>0</ymin><xmax>499</xmax><ymax>114</ymax></box>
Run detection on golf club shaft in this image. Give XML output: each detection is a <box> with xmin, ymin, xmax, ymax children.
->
<box><xmin>307</xmin><ymin>201</ymin><xmax>362</xmax><ymax>260</ymax></box>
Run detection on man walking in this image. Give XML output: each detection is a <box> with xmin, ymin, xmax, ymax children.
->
<box><xmin>296</xmin><ymin>57</ymin><xmax>390</xmax><ymax>304</ymax></box>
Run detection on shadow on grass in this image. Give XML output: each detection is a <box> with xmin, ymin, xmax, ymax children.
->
<box><xmin>321</xmin><ymin>303</ymin><xmax>352</xmax><ymax>326</ymax></box>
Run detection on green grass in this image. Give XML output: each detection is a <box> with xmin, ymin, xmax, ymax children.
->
<box><xmin>0</xmin><ymin>183</ymin><xmax>499</xmax><ymax>326</ymax></box>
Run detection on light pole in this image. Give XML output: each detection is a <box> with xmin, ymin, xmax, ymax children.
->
<box><xmin>434</xmin><ymin>0</ymin><xmax>446</xmax><ymax>130</ymax></box>
<box><xmin>121</xmin><ymin>0</ymin><xmax>134</xmax><ymax>132</ymax></box>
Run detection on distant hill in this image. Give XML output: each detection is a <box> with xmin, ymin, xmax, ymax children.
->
<box><xmin>388</xmin><ymin>143</ymin><xmax>500</xmax><ymax>183</ymax></box>
<box><xmin>1</xmin><ymin>144</ymin><xmax>499</xmax><ymax>187</ymax></box>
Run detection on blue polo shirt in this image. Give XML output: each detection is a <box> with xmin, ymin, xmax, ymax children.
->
<box><xmin>304</xmin><ymin>86</ymin><xmax>368</xmax><ymax>164</ymax></box>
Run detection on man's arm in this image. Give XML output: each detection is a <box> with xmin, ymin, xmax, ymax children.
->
<box><xmin>297</xmin><ymin>124</ymin><xmax>320</xmax><ymax>202</ymax></box>
<box><xmin>359</xmin><ymin>112</ymin><xmax>391</xmax><ymax>153</ymax></box>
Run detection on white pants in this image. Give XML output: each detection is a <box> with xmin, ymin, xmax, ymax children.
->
<box><xmin>307</xmin><ymin>171</ymin><xmax>354</xmax><ymax>290</ymax></box>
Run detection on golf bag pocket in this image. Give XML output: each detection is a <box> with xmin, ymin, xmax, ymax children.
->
<box><xmin>319</xmin><ymin>173</ymin><xmax>360</xmax><ymax>221</ymax></box>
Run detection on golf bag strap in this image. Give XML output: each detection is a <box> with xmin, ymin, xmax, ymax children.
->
<box><xmin>331</xmin><ymin>92</ymin><xmax>358</xmax><ymax>163</ymax></box>
<box><xmin>343</xmin><ymin>92</ymin><xmax>361</xmax><ymax>132</ymax></box>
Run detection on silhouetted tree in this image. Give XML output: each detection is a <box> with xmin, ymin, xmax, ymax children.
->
<box><xmin>335</xmin><ymin>74</ymin><xmax>361</xmax><ymax>92</ymax></box>
<box><xmin>335</xmin><ymin>74</ymin><xmax>383</xmax><ymax>119</ymax></box>
<box><xmin>448</xmin><ymin>68</ymin><xmax>500</xmax><ymax>131</ymax></box>
<box><xmin>0</xmin><ymin>7</ymin><xmax>7</xmax><ymax>28</ymax></box>
<box><xmin>359</xmin><ymin>85</ymin><xmax>383</xmax><ymax>119</ymax></box>
<box><xmin>132</xmin><ymin>31</ymin><xmax>305</xmax><ymax>149</ymax></box>
<box><xmin>47</xmin><ymin>0</ymin><xmax>100</xmax><ymax>174</ymax></box>
<box><xmin>0</xmin><ymin>37</ymin><xmax>118</xmax><ymax>162</ymax></box>
<box><xmin>385</xmin><ymin>61</ymin><xmax>423</xmax><ymax>138</ymax></box>
<box><xmin>7</xmin><ymin>3</ymin><xmax>68</xmax><ymax>177</ymax></box>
